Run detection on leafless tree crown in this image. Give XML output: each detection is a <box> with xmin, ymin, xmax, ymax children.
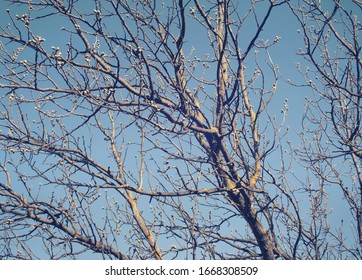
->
<box><xmin>0</xmin><ymin>0</ymin><xmax>360</xmax><ymax>259</ymax></box>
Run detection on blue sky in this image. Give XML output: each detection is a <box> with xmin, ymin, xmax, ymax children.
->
<box><xmin>0</xmin><ymin>0</ymin><xmax>360</xmax><ymax>259</ymax></box>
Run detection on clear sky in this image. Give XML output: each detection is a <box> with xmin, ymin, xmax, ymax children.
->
<box><xmin>0</xmin><ymin>0</ymin><xmax>360</xmax><ymax>259</ymax></box>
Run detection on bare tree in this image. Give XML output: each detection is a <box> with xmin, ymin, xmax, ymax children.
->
<box><xmin>288</xmin><ymin>0</ymin><xmax>362</xmax><ymax>259</ymax></box>
<box><xmin>0</xmin><ymin>0</ymin><xmax>359</xmax><ymax>260</ymax></box>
